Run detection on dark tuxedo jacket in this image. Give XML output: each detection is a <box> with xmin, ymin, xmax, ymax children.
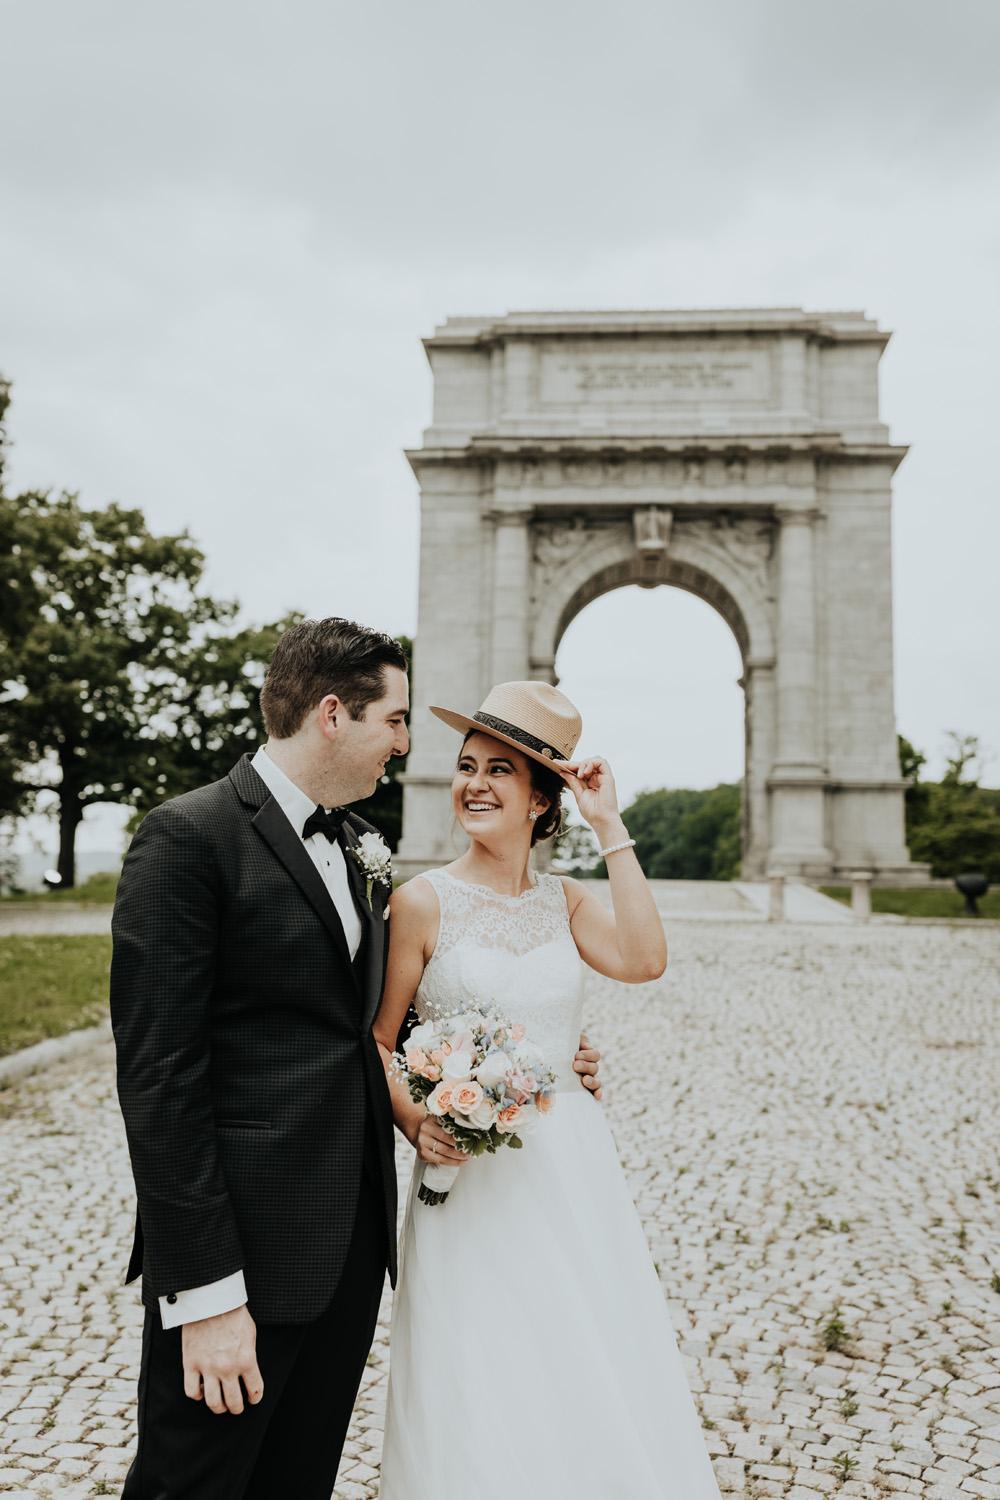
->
<box><xmin>109</xmin><ymin>755</ymin><xmax>397</xmax><ymax>1325</ymax></box>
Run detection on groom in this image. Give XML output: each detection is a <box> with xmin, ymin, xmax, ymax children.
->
<box><xmin>111</xmin><ymin>616</ymin><xmax>602</xmax><ymax>1500</ymax></box>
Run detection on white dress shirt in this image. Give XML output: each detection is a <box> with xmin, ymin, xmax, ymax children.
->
<box><xmin>157</xmin><ymin>746</ymin><xmax>361</xmax><ymax>1329</ymax></box>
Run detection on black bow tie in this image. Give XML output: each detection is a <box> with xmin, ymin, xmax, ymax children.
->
<box><xmin>302</xmin><ymin>805</ymin><xmax>349</xmax><ymax>843</ymax></box>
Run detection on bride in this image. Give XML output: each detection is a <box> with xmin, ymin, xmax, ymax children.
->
<box><xmin>374</xmin><ymin>681</ymin><xmax>721</xmax><ymax>1499</ymax></box>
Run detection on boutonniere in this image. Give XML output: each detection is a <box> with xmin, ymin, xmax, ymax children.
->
<box><xmin>350</xmin><ymin>831</ymin><xmax>392</xmax><ymax>909</ymax></box>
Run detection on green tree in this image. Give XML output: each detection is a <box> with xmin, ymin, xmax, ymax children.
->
<box><xmin>133</xmin><ymin>616</ymin><xmax>301</xmax><ymax>818</ymax></box>
<box><xmin>602</xmin><ymin>783</ymin><xmax>742</xmax><ymax>880</ymax></box>
<box><xmin>899</xmin><ymin>732</ymin><xmax>1000</xmax><ymax>882</ymax></box>
<box><xmin>898</xmin><ymin>733</ymin><xmax>930</xmax><ymax>843</ymax></box>
<box><xmin>0</xmin><ymin>480</ymin><xmax>300</xmax><ymax>885</ymax></box>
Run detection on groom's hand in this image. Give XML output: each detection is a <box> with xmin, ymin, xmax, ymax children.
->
<box><xmin>182</xmin><ymin>1304</ymin><xmax>264</xmax><ymax>1415</ymax></box>
<box><xmin>574</xmin><ymin>1033</ymin><xmax>602</xmax><ymax>1101</ymax></box>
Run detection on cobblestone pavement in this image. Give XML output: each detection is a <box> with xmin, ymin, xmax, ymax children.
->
<box><xmin>2</xmin><ymin>920</ymin><xmax>1000</xmax><ymax>1499</ymax></box>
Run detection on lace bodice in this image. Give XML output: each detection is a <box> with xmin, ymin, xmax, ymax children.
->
<box><xmin>414</xmin><ymin>869</ymin><xmax>584</xmax><ymax>1072</ymax></box>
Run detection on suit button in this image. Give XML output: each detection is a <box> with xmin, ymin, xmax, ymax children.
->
<box><xmin>166</xmin><ymin>1293</ymin><xmax>177</xmax><ymax>1304</ymax></box>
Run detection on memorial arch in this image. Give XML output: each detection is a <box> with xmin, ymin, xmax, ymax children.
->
<box><xmin>395</xmin><ymin>308</ymin><xmax>925</xmax><ymax>884</ymax></box>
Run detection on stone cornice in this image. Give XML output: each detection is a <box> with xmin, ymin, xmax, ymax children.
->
<box><xmin>422</xmin><ymin>307</ymin><xmax>891</xmax><ymax>352</ymax></box>
<box><xmin>406</xmin><ymin>435</ymin><xmax>909</xmax><ymax>473</ymax></box>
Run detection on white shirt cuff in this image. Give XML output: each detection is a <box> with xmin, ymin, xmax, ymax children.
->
<box><xmin>158</xmin><ymin>1269</ymin><xmax>248</xmax><ymax>1330</ymax></box>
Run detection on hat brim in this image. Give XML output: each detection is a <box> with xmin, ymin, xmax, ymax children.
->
<box><xmin>429</xmin><ymin>706</ymin><xmax>574</xmax><ymax>774</ymax></box>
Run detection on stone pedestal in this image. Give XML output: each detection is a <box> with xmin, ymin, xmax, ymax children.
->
<box><xmin>851</xmin><ymin>871</ymin><xmax>873</xmax><ymax>921</ymax></box>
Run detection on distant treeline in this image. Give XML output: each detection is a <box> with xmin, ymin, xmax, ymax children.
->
<box><xmin>595</xmin><ymin>783</ymin><xmax>742</xmax><ymax>881</ymax></box>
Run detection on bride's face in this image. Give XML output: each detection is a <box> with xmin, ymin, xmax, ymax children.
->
<box><xmin>452</xmin><ymin>733</ymin><xmax>547</xmax><ymax>840</ymax></box>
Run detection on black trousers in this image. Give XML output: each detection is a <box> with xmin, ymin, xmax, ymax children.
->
<box><xmin>121</xmin><ymin>1172</ymin><xmax>387</xmax><ymax>1500</ymax></box>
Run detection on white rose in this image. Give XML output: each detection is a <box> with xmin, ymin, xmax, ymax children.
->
<box><xmin>474</xmin><ymin>1048</ymin><xmax>512</xmax><ymax>1090</ymax></box>
<box><xmin>515</xmin><ymin>1040</ymin><xmax>545</xmax><ymax>1069</ymax></box>
<box><xmin>441</xmin><ymin>1045</ymin><xmax>475</xmax><ymax>1081</ymax></box>
<box><xmin>407</xmin><ymin>1020</ymin><xmax>437</xmax><ymax>1051</ymax></box>
<box><xmin>466</xmin><ymin>1095</ymin><xmax>498</xmax><ymax>1131</ymax></box>
<box><xmin>356</xmin><ymin>831</ymin><xmax>391</xmax><ymax>879</ymax></box>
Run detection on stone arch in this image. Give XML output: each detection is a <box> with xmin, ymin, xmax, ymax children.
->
<box><xmin>527</xmin><ymin>528</ymin><xmax>773</xmax><ymax>874</ymax></box>
<box><xmin>396</xmin><ymin>308</ymin><xmax>922</xmax><ymax>885</ymax></box>
<box><xmin>529</xmin><ymin>525</ymin><xmax>775</xmax><ymax>678</ymax></box>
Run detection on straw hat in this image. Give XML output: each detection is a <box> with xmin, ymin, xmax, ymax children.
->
<box><xmin>430</xmin><ymin>681</ymin><xmax>582</xmax><ymax>770</ymax></box>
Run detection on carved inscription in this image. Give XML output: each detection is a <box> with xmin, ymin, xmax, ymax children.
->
<box><xmin>538</xmin><ymin>342</ymin><xmax>773</xmax><ymax>406</ymax></box>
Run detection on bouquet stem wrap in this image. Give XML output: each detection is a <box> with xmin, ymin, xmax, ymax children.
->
<box><xmin>419</xmin><ymin>1161</ymin><xmax>461</xmax><ymax>1206</ymax></box>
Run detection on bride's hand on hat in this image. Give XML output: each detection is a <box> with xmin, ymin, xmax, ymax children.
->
<box><xmin>554</xmin><ymin>756</ymin><xmax>624</xmax><ymax>835</ymax></box>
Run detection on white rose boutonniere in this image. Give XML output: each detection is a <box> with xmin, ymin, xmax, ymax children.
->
<box><xmin>350</xmin><ymin>831</ymin><xmax>392</xmax><ymax>908</ymax></box>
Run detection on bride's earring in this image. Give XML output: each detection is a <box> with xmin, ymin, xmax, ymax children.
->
<box><xmin>528</xmin><ymin>810</ymin><xmax>538</xmax><ymax>822</ymax></box>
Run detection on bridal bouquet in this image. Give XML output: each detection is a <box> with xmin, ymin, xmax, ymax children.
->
<box><xmin>397</xmin><ymin>1008</ymin><xmax>557</xmax><ymax>1205</ymax></box>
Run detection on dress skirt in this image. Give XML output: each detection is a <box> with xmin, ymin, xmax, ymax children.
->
<box><xmin>379</xmin><ymin>1090</ymin><xmax>721</xmax><ymax>1499</ymax></box>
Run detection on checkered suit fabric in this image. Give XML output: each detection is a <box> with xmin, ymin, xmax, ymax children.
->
<box><xmin>110</xmin><ymin>757</ymin><xmax>396</xmax><ymax>1324</ymax></box>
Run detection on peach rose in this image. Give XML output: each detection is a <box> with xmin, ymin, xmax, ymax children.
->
<box><xmin>406</xmin><ymin>1048</ymin><xmax>429</xmax><ymax>1074</ymax></box>
<box><xmin>427</xmin><ymin>1081</ymin><xmax>456</xmax><ymax>1116</ymax></box>
<box><xmin>510</xmin><ymin>1022</ymin><xmax>526</xmax><ymax>1042</ymax></box>
<box><xmin>535</xmin><ymin>1090</ymin><xmax>555</xmax><ymax>1114</ymax></box>
<box><xmin>496</xmin><ymin>1104</ymin><xmax>525</xmax><ymax>1133</ymax></box>
<box><xmin>451</xmin><ymin>1081</ymin><xmax>484</xmax><ymax>1116</ymax></box>
<box><xmin>430</xmin><ymin>1048</ymin><xmax>446</xmax><ymax>1066</ymax></box>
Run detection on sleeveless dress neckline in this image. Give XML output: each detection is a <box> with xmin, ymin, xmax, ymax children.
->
<box><xmin>434</xmin><ymin>866</ymin><xmax>545</xmax><ymax>902</ymax></box>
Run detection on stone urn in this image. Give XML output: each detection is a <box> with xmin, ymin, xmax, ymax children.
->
<box><xmin>954</xmin><ymin>872</ymin><xmax>989</xmax><ymax>917</ymax></box>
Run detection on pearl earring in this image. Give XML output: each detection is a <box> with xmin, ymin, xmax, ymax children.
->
<box><xmin>529</xmin><ymin>810</ymin><xmax>538</xmax><ymax>822</ymax></box>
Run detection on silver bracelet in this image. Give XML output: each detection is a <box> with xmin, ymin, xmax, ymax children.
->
<box><xmin>599</xmin><ymin>838</ymin><xmax>636</xmax><ymax>858</ymax></box>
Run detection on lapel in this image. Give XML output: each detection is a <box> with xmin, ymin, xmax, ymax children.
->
<box><xmin>228</xmin><ymin>756</ymin><xmax>359</xmax><ymax>988</ymax></box>
<box><xmin>341</xmin><ymin>818</ymin><xmax>389</xmax><ymax>1032</ymax></box>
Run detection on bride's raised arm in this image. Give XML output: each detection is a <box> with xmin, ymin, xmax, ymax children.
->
<box><xmin>372</xmin><ymin>880</ymin><xmax>469</xmax><ymax>1168</ymax></box>
<box><xmin>554</xmin><ymin>755</ymin><xmax>668</xmax><ymax>984</ymax></box>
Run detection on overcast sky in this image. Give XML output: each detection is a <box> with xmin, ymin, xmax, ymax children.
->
<box><xmin>2</xmin><ymin>0</ymin><xmax>998</xmax><ymax>855</ymax></box>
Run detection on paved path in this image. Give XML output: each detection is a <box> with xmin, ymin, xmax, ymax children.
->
<box><xmin>582</xmin><ymin>879</ymin><xmax>855</xmax><ymax>923</ymax></box>
<box><xmin>2</xmin><ymin>920</ymin><xmax>1000</xmax><ymax>1498</ymax></box>
<box><xmin>0</xmin><ymin>907</ymin><xmax>112</xmax><ymax>936</ymax></box>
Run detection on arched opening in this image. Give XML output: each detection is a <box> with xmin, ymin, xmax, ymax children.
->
<box><xmin>556</xmin><ymin>585</ymin><xmax>745</xmax><ymax>806</ymax></box>
<box><xmin>554</xmin><ymin>584</ymin><xmax>745</xmax><ymax>877</ymax></box>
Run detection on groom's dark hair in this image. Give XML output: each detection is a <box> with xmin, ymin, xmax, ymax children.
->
<box><xmin>260</xmin><ymin>617</ymin><xmax>408</xmax><ymax>738</ymax></box>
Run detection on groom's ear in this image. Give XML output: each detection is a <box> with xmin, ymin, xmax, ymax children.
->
<box><xmin>317</xmin><ymin>693</ymin><xmax>343</xmax><ymax>736</ymax></box>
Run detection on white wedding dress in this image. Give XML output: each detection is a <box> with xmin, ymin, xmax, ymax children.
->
<box><xmin>379</xmin><ymin>869</ymin><xmax>721</xmax><ymax>1500</ymax></box>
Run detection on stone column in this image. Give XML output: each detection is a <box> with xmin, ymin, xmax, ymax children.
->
<box><xmin>775</xmin><ymin>508</ymin><xmax>820</xmax><ymax>767</ymax></box>
<box><xmin>488</xmin><ymin>509</ymin><xmax>532</xmax><ymax>688</ymax></box>
<box><xmin>741</xmin><ymin>658</ymin><xmax>775</xmax><ymax>878</ymax></box>
<box><xmin>768</xmin><ymin>506</ymin><xmax>832</xmax><ymax>876</ymax></box>
<box><xmin>395</xmin><ymin>465</ymin><xmax>487</xmax><ymax>879</ymax></box>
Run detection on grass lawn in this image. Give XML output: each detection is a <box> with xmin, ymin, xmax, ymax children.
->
<box><xmin>0</xmin><ymin>935</ymin><xmax>112</xmax><ymax>1057</ymax></box>
<box><xmin>821</xmin><ymin>886</ymin><xmax>1000</xmax><ymax>920</ymax></box>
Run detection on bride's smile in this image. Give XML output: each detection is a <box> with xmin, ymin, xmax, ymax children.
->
<box><xmin>451</xmin><ymin>732</ymin><xmax>550</xmax><ymax>845</ymax></box>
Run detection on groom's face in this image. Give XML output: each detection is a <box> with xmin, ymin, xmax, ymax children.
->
<box><xmin>334</xmin><ymin>666</ymin><xmax>410</xmax><ymax>801</ymax></box>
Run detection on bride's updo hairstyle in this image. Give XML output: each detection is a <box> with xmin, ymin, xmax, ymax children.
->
<box><xmin>528</xmin><ymin>760</ymin><xmax>565</xmax><ymax>845</ymax></box>
<box><xmin>460</xmin><ymin>730</ymin><xmax>564</xmax><ymax>845</ymax></box>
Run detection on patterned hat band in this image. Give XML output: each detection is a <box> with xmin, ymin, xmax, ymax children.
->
<box><xmin>473</xmin><ymin>711</ymin><xmax>559</xmax><ymax>760</ymax></box>
<box><xmin>429</xmin><ymin>681</ymin><xmax>583</xmax><ymax>771</ymax></box>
